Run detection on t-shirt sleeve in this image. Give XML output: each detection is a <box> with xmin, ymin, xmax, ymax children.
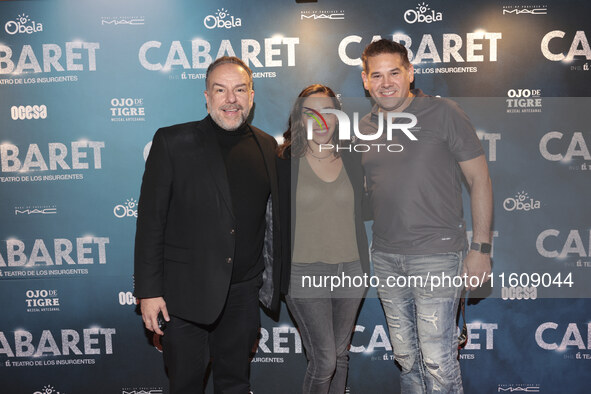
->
<box><xmin>445</xmin><ymin>100</ymin><xmax>485</xmax><ymax>162</ymax></box>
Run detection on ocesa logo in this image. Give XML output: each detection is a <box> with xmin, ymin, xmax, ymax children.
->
<box><xmin>11</xmin><ymin>105</ymin><xmax>47</xmax><ymax>120</ymax></box>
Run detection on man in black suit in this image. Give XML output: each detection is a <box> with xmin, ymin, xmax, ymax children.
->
<box><xmin>134</xmin><ymin>56</ymin><xmax>282</xmax><ymax>394</ymax></box>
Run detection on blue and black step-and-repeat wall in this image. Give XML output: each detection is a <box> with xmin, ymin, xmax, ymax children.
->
<box><xmin>1</xmin><ymin>1</ymin><xmax>590</xmax><ymax>393</ymax></box>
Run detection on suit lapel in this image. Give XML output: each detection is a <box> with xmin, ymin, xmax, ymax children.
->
<box><xmin>192</xmin><ymin>120</ymin><xmax>235</xmax><ymax>219</ymax></box>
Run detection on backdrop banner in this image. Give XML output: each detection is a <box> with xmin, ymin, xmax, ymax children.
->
<box><xmin>1</xmin><ymin>1</ymin><xmax>590</xmax><ymax>393</ymax></box>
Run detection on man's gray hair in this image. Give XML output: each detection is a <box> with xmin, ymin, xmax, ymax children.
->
<box><xmin>205</xmin><ymin>56</ymin><xmax>253</xmax><ymax>89</ymax></box>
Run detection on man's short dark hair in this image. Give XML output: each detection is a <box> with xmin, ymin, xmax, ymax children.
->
<box><xmin>205</xmin><ymin>56</ymin><xmax>253</xmax><ymax>90</ymax></box>
<box><xmin>362</xmin><ymin>39</ymin><xmax>411</xmax><ymax>72</ymax></box>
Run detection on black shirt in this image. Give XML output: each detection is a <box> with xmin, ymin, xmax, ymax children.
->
<box><xmin>209</xmin><ymin>116</ymin><xmax>270</xmax><ymax>283</ymax></box>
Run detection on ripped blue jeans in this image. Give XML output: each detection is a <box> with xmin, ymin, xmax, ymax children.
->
<box><xmin>372</xmin><ymin>249</ymin><xmax>464</xmax><ymax>394</ymax></box>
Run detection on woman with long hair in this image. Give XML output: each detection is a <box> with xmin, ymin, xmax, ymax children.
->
<box><xmin>277</xmin><ymin>84</ymin><xmax>370</xmax><ymax>393</ymax></box>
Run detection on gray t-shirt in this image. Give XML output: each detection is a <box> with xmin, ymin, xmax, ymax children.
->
<box><xmin>361</xmin><ymin>89</ymin><xmax>484</xmax><ymax>255</ymax></box>
<box><xmin>292</xmin><ymin>157</ymin><xmax>360</xmax><ymax>264</ymax></box>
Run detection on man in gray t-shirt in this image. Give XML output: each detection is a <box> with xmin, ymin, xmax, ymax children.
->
<box><xmin>360</xmin><ymin>39</ymin><xmax>493</xmax><ymax>393</ymax></box>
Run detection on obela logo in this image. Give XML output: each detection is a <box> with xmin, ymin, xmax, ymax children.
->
<box><xmin>503</xmin><ymin>191</ymin><xmax>541</xmax><ymax>212</ymax></box>
<box><xmin>404</xmin><ymin>2</ymin><xmax>442</xmax><ymax>24</ymax></box>
<box><xmin>4</xmin><ymin>14</ymin><xmax>43</xmax><ymax>35</ymax></box>
<box><xmin>203</xmin><ymin>8</ymin><xmax>241</xmax><ymax>29</ymax></box>
<box><xmin>114</xmin><ymin>198</ymin><xmax>138</xmax><ymax>218</ymax></box>
<box><xmin>33</xmin><ymin>385</ymin><xmax>63</xmax><ymax>394</ymax></box>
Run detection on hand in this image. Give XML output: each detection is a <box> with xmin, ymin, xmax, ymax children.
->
<box><xmin>461</xmin><ymin>250</ymin><xmax>491</xmax><ymax>291</ymax></box>
<box><xmin>140</xmin><ymin>297</ymin><xmax>169</xmax><ymax>336</ymax></box>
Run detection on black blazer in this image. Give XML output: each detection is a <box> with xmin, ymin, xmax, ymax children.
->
<box><xmin>277</xmin><ymin>149</ymin><xmax>370</xmax><ymax>295</ymax></box>
<box><xmin>134</xmin><ymin>117</ymin><xmax>282</xmax><ymax>324</ymax></box>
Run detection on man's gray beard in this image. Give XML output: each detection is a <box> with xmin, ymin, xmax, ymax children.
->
<box><xmin>211</xmin><ymin>112</ymin><xmax>248</xmax><ymax>131</ymax></box>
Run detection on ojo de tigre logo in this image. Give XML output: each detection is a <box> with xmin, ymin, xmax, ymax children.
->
<box><xmin>4</xmin><ymin>14</ymin><xmax>43</xmax><ymax>35</ymax></box>
<box><xmin>110</xmin><ymin>98</ymin><xmax>145</xmax><ymax>122</ymax></box>
<box><xmin>203</xmin><ymin>8</ymin><xmax>242</xmax><ymax>29</ymax></box>
<box><xmin>304</xmin><ymin>107</ymin><xmax>418</xmax><ymax>153</ymax></box>
<box><xmin>506</xmin><ymin>88</ymin><xmax>542</xmax><ymax>113</ymax></box>
<box><xmin>113</xmin><ymin>198</ymin><xmax>138</xmax><ymax>218</ymax></box>
<box><xmin>25</xmin><ymin>289</ymin><xmax>60</xmax><ymax>311</ymax></box>
<box><xmin>11</xmin><ymin>105</ymin><xmax>47</xmax><ymax>120</ymax></box>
